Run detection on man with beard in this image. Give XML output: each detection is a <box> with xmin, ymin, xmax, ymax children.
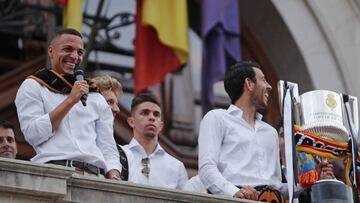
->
<box><xmin>122</xmin><ymin>92</ymin><xmax>188</xmax><ymax>189</ymax></box>
<box><xmin>198</xmin><ymin>61</ymin><xmax>283</xmax><ymax>201</ymax></box>
<box><xmin>15</xmin><ymin>28</ymin><xmax>121</xmax><ymax>179</ymax></box>
<box><xmin>0</xmin><ymin>119</ymin><xmax>17</xmax><ymax>159</ymax></box>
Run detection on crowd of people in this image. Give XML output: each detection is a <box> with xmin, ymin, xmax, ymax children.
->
<box><xmin>0</xmin><ymin>28</ymin><xmax>342</xmax><ymax>202</ymax></box>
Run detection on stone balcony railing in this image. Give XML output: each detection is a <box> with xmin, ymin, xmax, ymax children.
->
<box><xmin>0</xmin><ymin>158</ymin><xmax>259</xmax><ymax>203</ymax></box>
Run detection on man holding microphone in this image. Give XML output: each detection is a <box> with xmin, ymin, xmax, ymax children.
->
<box><xmin>15</xmin><ymin>28</ymin><xmax>121</xmax><ymax>179</ymax></box>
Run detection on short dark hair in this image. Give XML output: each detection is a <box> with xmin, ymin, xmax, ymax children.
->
<box><xmin>50</xmin><ymin>28</ymin><xmax>82</xmax><ymax>44</ymax></box>
<box><xmin>0</xmin><ymin>119</ymin><xmax>14</xmax><ymax>131</ymax></box>
<box><xmin>131</xmin><ymin>91</ymin><xmax>161</xmax><ymax>113</ymax></box>
<box><xmin>224</xmin><ymin>61</ymin><xmax>260</xmax><ymax>104</ymax></box>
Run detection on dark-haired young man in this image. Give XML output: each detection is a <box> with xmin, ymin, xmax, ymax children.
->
<box><xmin>0</xmin><ymin>119</ymin><xmax>17</xmax><ymax>159</ymax></box>
<box><xmin>198</xmin><ymin>61</ymin><xmax>282</xmax><ymax>200</ymax></box>
<box><xmin>15</xmin><ymin>28</ymin><xmax>121</xmax><ymax>179</ymax></box>
<box><xmin>122</xmin><ymin>92</ymin><xmax>188</xmax><ymax>189</ymax></box>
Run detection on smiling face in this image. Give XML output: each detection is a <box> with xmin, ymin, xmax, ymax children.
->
<box><xmin>48</xmin><ymin>33</ymin><xmax>84</xmax><ymax>75</ymax></box>
<box><xmin>0</xmin><ymin>127</ymin><xmax>17</xmax><ymax>159</ymax></box>
<box><xmin>250</xmin><ymin>68</ymin><xmax>272</xmax><ymax>110</ymax></box>
<box><xmin>127</xmin><ymin>102</ymin><xmax>163</xmax><ymax>140</ymax></box>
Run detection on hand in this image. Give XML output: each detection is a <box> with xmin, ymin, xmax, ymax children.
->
<box><xmin>69</xmin><ymin>80</ymin><xmax>89</xmax><ymax>104</ymax></box>
<box><xmin>233</xmin><ymin>186</ymin><xmax>259</xmax><ymax>200</ymax></box>
<box><xmin>318</xmin><ymin>162</ymin><xmax>336</xmax><ymax>180</ymax></box>
<box><xmin>106</xmin><ymin>169</ymin><xmax>121</xmax><ymax>180</ymax></box>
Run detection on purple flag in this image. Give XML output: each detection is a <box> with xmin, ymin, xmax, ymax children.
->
<box><xmin>201</xmin><ymin>0</ymin><xmax>241</xmax><ymax>115</ymax></box>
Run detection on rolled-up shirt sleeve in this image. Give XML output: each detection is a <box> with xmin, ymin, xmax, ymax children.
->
<box><xmin>95</xmin><ymin>100</ymin><xmax>121</xmax><ymax>172</ymax></box>
<box><xmin>198</xmin><ymin>110</ymin><xmax>239</xmax><ymax>196</ymax></box>
<box><xmin>15</xmin><ymin>79</ymin><xmax>54</xmax><ymax>148</ymax></box>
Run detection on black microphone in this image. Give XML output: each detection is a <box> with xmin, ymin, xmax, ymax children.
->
<box><xmin>74</xmin><ymin>67</ymin><xmax>87</xmax><ymax>106</ymax></box>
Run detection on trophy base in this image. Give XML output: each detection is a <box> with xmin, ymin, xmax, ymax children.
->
<box><xmin>299</xmin><ymin>179</ymin><xmax>353</xmax><ymax>203</ymax></box>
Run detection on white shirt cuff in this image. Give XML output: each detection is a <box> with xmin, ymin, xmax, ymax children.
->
<box><xmin>223</xmin><ymin>183</ymin><xmax>241</xmax><ymax>197</ymax></box>
<box><xmin>105</xmin><ymin>161</ymin><xmax>122</xmax><ymax>173</ymax></box>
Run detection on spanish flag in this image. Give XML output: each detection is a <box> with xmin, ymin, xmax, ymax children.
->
<box><xmin>135</xmin><ymin>0</ymin><xmax>189</xmax><ymax>94</ymax></box>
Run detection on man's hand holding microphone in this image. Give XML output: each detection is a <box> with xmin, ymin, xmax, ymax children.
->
<box><xmin>70</xmin><ymin>67</ymin><xmax>88</xmax><ymax>106</ymax></box>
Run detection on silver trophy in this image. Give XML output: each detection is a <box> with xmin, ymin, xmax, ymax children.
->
<box><xmin>279</xmin><ymin>80</ymin><xmax>359</xmax><ymax>203</ymax></box>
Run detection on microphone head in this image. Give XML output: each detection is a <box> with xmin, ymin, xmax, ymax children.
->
<box><xmin>74</xmin><ymin>66</ymin><xmax>84</xmax><ymax>81</ymax></box>
<box><xmin>74</xmin><ymin>66</ymin><xmax>83</xmax><ymax>76</ymax></box>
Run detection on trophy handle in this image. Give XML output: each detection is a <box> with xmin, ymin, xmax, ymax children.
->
<box><xmin>342</xmin><ymin>94</ymin><xmax>359</xmax><ymax>138</ymax></box>
<box><xmin>278</xmin><ymin>80</ymin><xmax>300</xmax><ymax>125</ymax></box>
<box><xmin>342</xmin><ymin>94</ymin><xmax>360</xmax><ymax>193</ymax></box>
<box><xmin>278</xmin><ymin>80</ymin><xmax>285</xmax><ymax>117</ymax></box>
<box><xmin>349</xmin><ymin>95</ymin><xmax>359</xmax><ymax>137</ymax></box>
<box><xmin>278</xmin><ymin>80</ymin><xmax>300</xmax><ymax>203</ymax></box>
<box><xmin>278</xmin><ymin>81</ymin><xmax>300</xmax><ymax>113</ymax></box>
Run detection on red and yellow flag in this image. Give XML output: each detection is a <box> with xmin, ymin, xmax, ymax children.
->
<box><xmin>135</xmin><ymin>0</ymin><xmax>189</xmax><ymax>94</ymax></box>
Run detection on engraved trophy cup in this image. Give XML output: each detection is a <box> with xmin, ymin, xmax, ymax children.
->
<box><xmin>299</xmin><ymin>90</ymin><xmax>357</xmax><ymax>144</ymax></box>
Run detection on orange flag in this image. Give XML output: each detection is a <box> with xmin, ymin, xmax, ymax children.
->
<box><xmin>135</xmin><ymin>0</ymin><xmax>189</xmax><ymax>94</ymax></box>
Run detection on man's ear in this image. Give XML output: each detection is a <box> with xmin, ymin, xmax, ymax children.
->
<box><xmin>244</xmin><ymin>78</ymin><xmax>255</xmax><ymax>91</ymax></box>
<box><xmin>48</xmin><ymin>46</ymin><xmax>53</xmax><ymax>59</ymax></box>
<box><xmin>127</xmin><ymin>117</ymin><xmax>135</xmax><ymax>128</ymax></box>
<box><xmin>159</xmin><ymin>121</ymin><xmax>164</xmax><ymax>132</ymax></box>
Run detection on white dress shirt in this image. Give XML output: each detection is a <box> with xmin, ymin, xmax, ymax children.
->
<box><xmin>198</xmin><ymin>105</ymin><xmax>282</xmax><ymax>196</ymax></box>
<box><xmin>123</xmin><ymin>138</ymin><xmax>188</xmax><ymax>189</ymax></box>
<box><xmin>15</xmin><ymin>79</ymin><xmax>121</xmax><ymax>172</ymax></box>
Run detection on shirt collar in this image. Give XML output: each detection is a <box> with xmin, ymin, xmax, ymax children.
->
<box><xmin>129</xmin><ymin>138</ymin><xmax>165</xmax><ymax>156</ymax></box>
<box><xmin>227</xmin><ymin>104</ymin><xmax>263</xmax><ymax>121</ymax></box>
<box><xmin>153</xmin><ymin>143</ymin><xmax>165</xmax><ymax>155</ymax></box>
